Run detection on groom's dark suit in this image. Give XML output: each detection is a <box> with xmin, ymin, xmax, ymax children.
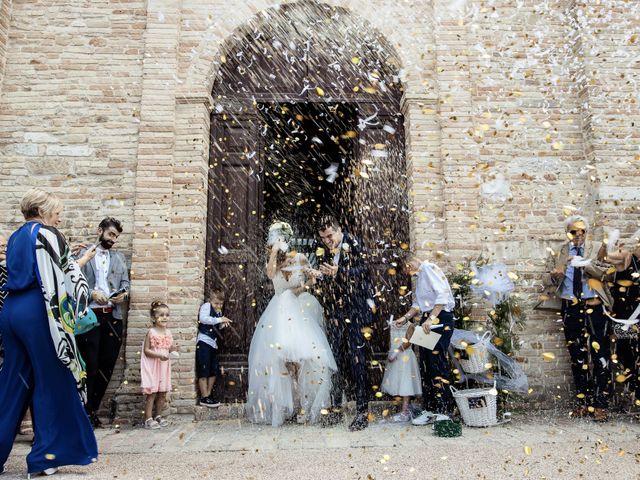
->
<box><xmin>315</xmin><ymin>232</ymin><xmax>372</xmax><ymax>414</ymax></box>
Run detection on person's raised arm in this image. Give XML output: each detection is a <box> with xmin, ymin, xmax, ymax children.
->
<box><xmin>37</xmin><ymin>226</ymin><xmax>90</xmax><ymax>320</ymax></box>
<box><xmin>266</xmin><ymin>243</ymin><xmax>280</xmax><ymax>280</ymax></box>
<box><xmin>198</xmin><ymin>302</ymin><xmax>231</xmax><ymax>326</ymax></box>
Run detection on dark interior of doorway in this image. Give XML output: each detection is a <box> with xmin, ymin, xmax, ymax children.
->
<box><xmin>258</xmin><ymin>102</ymin><xmax>357</xmax><ymax>244</ymax></box>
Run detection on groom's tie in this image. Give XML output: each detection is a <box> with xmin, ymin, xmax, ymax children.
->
<box><xmin>573</xmin><ymin>246</ymin><xmax>583</xmax><ymax>300</ymax></box>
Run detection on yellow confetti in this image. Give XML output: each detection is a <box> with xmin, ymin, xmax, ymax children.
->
<box><xmin>351</xmin><ymin>56</ymin><xmax>361</xmax><ymax>65</ymax></box>
<box><xmin>315</xmin><ymin>247</ymin><xmax>325</xmax><ymax>257</ymax></box>
<box><xmin>592</xmin><ymin>341</ymin><xmax>600</xmax><ymax>352</ymax></box>
<box><xmin>315</xmin><ymin>87</ymin><xmax>325</xmax><ymax>96</ymax></box>
<box><xmin>630</xmin><ymin>34</ymin><xmax>638</xmax><ymax>44</ymax></box>
<box><xmin>552</xmin><ymin>142</ymin><xmax>563</xmax><ymax>150</ymax></box>
<box><xmin>320</xmin><ymin>409</ymin><xmax>329</xmax><ymax>415</ymax></box>
<box><xmin>542</xmin><ymin>352</ymin><xmax>556</xmax><ymax>361</ymax></box>
<box><xmin>615</xmin><ymin>374</ymin><xmax>627</xmax><ymax>383</ymax></box>
<box><xmin>524</xmin><ymin>446</ymin><xmax>532</xmax><ymax>455</ymax></box>
<box><xmin>507</xmin><ymin>272</ymin><xmax>518</xmax><ymax>280</ymax></box>
<box><xmin>587</xmin><ymin>278</ymin><xmax>603</xmax><ymax>290</ymax></box>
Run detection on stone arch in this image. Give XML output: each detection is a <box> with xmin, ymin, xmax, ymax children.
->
<box><xmin>178</xmin><ymin>0</ymin><xmax>426</xmax><ymax>98</ymax></box>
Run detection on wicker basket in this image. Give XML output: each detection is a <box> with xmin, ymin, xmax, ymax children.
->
<box><xmin>453</xmin><ymin>331</ymin><xmax>491</xmax><ymax>374</ymax></box>
<box><xmin>450</xmin><ymin>384</ymin><xmax>498</xmax><ymax>427</ymax></box>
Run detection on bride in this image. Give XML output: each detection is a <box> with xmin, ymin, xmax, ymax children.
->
<box><xmin>246</xmin><ymin>221</ymin><xmax>337</xmax><ymax>427</ymax></box>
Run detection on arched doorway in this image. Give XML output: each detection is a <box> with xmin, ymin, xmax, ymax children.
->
<box><xmin>206</xmin><ymin>1</ymin><xmax>409</xmax><ymax>401</ymax></box>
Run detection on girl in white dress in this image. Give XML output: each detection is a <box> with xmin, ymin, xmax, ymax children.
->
<box><xmin>246</xmin><ymin>222</ymin><xmax>337</xmax><ymax>427</ymax></box>
<box><xmin>381</xmin><ymin>320</ymin><xmax>422</xmax><ymax>422</ymax></box>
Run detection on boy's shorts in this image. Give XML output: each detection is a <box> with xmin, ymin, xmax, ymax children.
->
<box><xmin>195</xmin><ymin>341</ymin><xmax>220</xmax><ymax>379</ymax></box>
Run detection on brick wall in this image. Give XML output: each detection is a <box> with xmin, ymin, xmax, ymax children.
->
<box><xmin>0</xmin><ymin>0</ymin><xmax>12</xmax><ymax>94</ymax></box>
<box><xmin>0</xmin><ymin>0</ymin><xmax>146</xmax><ymax>415</ymax></box>
<box><xmin>0</xmin><ymin>0</ymin><xmax>638</xmax><ymax>419</ymax></box>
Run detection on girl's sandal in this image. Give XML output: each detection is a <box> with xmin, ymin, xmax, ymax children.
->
<box><xmin>154</xmin><ymin>415</ymin><xmax>169</xmax><ymax>427</ymax></box>
<box><xmin>19</xmin><ymin>420</ymin><xmax>34</xmax><ymax>436</ymax></box>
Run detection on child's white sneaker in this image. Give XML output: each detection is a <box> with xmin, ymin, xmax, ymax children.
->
<box><xmin>154</xmin><ymin>415</ymin><xmax>169</xmax><ymax>427</ymax></box>
<box><xmin>411</xmin><ymin>410</ymin><xmax>435</xmax><ymax>426</ymax></box>
<box><xmin>144</xmin><ymin>417</ymin><xmax>161</xmax><ymax>430</ymax></box>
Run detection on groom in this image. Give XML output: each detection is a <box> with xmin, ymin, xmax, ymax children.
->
<box><xmin>310</xmin><ymin>215</ymin><xmax>373</xmax><ymax>431</ymax></box>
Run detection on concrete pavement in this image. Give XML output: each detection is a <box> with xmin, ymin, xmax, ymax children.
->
<box><xmin>4</xmin><ymin>412</ymin><xmax>640</xmax><ymax>479</ymax></box>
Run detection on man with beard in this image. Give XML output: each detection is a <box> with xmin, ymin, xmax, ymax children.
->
<box><xmin>76</xmin><ymin>217</ymin><xmax>130</xmax><ymax>427</ymax></box>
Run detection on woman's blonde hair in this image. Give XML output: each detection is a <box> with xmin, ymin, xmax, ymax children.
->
<box><xmin>20</xmin><ymin>188</ymin><xmax>63</xmax><ymax>220</ymax></box>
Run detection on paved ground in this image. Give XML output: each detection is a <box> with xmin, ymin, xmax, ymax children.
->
<box><xmin>4</xmin><ymin>412</ymin><xmax>640</xmax><ymax>479</ymax></box>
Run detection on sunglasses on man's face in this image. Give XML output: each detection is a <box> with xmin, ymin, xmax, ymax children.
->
<box><xmin>569</xmin><ymin>229</ymin><xmax>585</xmax><ymax>235</ymax></box>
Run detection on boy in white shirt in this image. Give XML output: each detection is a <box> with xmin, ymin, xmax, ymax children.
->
<box><xmin>395</xmin><ymin>254</ymin><xmax>456</xmax><ymax>425</ymax></box>
<box><xmin>196</xmin><ymin>290</ymin><xmax>232</xmax><ymax>407</ymax></box>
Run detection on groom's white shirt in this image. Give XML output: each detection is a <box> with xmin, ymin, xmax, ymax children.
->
<box><xmin>333</xmin><ymin>241</ymin><xmax>342</xmax><ymax>265</ymax></box>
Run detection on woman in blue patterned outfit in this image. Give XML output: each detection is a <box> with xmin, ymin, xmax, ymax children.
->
<box><xmin>0</xmin><ymin>189</ymin><xmax>98</xmax><ymax>477</ymax></box>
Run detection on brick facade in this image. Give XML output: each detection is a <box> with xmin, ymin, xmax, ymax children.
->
<box><xmin>0</xmin><ymin>0</ymin><xmax>638</xmax><ymax>419</ymax></box>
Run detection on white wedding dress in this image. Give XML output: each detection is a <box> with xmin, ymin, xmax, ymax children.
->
<box><xmin>246</xmin><ymin>253</ymin><xmax>337</xmax><ymax>427</ymax></box>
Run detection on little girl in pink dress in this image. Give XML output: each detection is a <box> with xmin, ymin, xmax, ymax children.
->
<box><xmin>141</xmin><ymin>300</ymin><xmax>178</xmax><ymax>429</ymax></box>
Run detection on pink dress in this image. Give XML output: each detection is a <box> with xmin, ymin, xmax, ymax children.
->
<box><xmin>140</xmin><ymin>329</ymin><xmax>173</xmax><ymax>394</ymax></box>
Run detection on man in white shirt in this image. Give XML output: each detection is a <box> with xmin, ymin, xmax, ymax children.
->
<box><xmin>396</xmin><ymin>254</ymin><xmax>456</xmax><ymax>426</ymax></box>
<box><xmin>76</xmin><ymin>217</ymin><xmax>129</xmax><ymax>428</ymax></box>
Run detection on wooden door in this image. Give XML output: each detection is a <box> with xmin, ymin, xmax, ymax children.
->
<box><xmin>206</xmin><ymin>112</ymin><xmax>263</xmax><ymax>397</ymax></box>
